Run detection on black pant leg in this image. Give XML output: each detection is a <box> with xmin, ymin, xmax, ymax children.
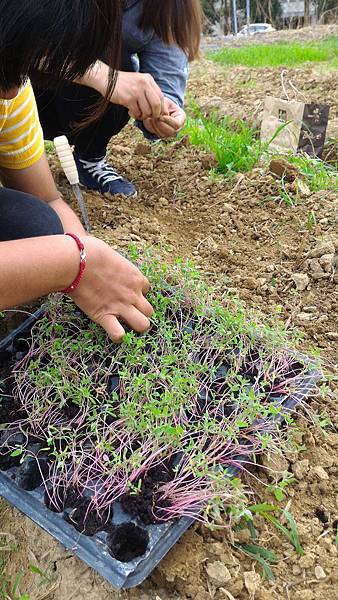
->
<box><xmin>0</xmin><ymin>188</ymin><xmax>64</xmax><ymax>241</ymax></box>
<box><xmin>34</xmin><ymin>50</ymin><xmax>135</xmax><ymax>161</ymax></box>
<box><xmin>35</xmin><ymin>85</ymin><xmax>130</xmax><ymax>161</ymax></box>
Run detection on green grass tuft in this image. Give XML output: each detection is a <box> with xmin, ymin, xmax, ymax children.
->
<box><xmin>208</xmin><ymin>37</ymin><xmax>338</xmax><ymax>68</ymax></box>
<box><xmin>182</xmin><ymin>111</ymin><xmax>264</xmax><ymax>177</ymax></box>
<box><xmin>288</xmin><ymin>154</ymin><xmax>338</xmax><ymax>193</ymax></box>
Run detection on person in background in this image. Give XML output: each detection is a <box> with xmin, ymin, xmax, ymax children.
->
<box><xmin>34</xmin><ymin>0</ymin><xmax>202</xmax><ymax>198</ymax></box>
<box><xmin>0</xmin><ymin>0</ymin><xmax>153</xmax><ymax>342</ymax></box>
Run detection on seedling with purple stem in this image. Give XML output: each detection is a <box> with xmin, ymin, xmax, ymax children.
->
<box><xmin>0</xmin><ymin>250</ymin><xmax>322</xmax><ymax>532</ymax></box>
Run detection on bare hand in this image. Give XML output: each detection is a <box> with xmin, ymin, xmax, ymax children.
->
<box><xmin>112</xmin><ymin>71</ymin><xmax>165</xmax><ymax>121</ymax></box>
<box><xmin>71</xmin><ymin>237</ymin><xmax>153</xmax><ymax>342</ymax></box>
<box><xmin>143</xmin><ymin>98</ymin><xmax>186</xmax><ymax>138</ymax></box>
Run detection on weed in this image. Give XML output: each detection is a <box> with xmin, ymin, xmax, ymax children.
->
<box><xmin>233</xmin><ymin>502</ymin><xmax>303</xmax><ymax>578</ymax></box>
<box><xmin>279</xmin><ymin>188</ymin><xmax>295</xmax><ymax>207</ymax></box>
<box><xmin>208</xmin><ymin>37</ymin><xmax>337</xmax><ymax>69</ymax></box>
<box><xmin>315</xmin><ymin>410</ymin><xmax>334</xmax><ymax>435</ymax></box>
<box><xmin>268</xmin><ymin>471</ymin><xmax>295</xmax><ymax>502</ymax></box>
<box><xmin>44</xmin><ymin>141</ymin><xmax>54</xmax><ymax>156</ymax></box>
<box><xmin>0</xmin><ymin>559</ymin><xmax>29</xmax><ymax>600</ymax></box>
<box><xmin>288</xmin><ymin>154</ymin><xmax>338</xmax><ymax>193</ymax></box>
<box><xmin>306</xmin><ymin>210</ymin><xmax>317</xmax><ymax>231</ymax></box>
<box><xmin>234</xmin><ymin>542</ymin><xmax>277</xmax><ymax>580</ymax></box>
<box><xmin>182</xmin><ymin>111</ymin><xmax>263</xmax><ymax>177</ymax></box>
<box><xmin>182</xmin><ymin>101</ymin><xmax>289</xmax><ymax>178</ymax></box>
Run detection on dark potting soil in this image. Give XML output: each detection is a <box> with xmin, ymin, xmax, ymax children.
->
<box><xmin>64</xmin><ymin>499</ymin><xmax>112</xmax><ymax>536</ymax></box>
<box><xmin>121</xmin><ymin>462</ymin><xmax>176</xmax><ymax>525</ymax></box>
<box><xmin>44</xmin><ymin>485</ymin><xmax>80</xmax><ymax>513</ymax></box>
<box><xmin>107</xmin><ymin>523</ymin><xmax>149</xmax><ymax>562</ymax></box>
<box><xmin>62</xmin><ymin>401</ymin><xmax>81</xmax><ymax>421</ymax></box>
<box><xmin>15</xmin><ymin>457</ymin><xmax>49</xmax><ymax>491</ymax></box>
<box><xmin>0</xmin><ymin>397</ymin><xmax>17</xmax><ymax>424</ymax></box>
<box><xmin>0</xmin><ymin>430</ymin><xmax>26</xmax><ymax>471</ymax></box>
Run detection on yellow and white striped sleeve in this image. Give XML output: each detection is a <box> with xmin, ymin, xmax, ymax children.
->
<box><xmin>0</xmin><ymin>81</ymin><xmax>44</xmax><ymax>170</ymax></box>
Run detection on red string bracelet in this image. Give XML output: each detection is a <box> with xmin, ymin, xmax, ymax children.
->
<box><xmin>62</xmin><ymin>233</ymin><xmax>87</xmax><ymax>294</ymax></box>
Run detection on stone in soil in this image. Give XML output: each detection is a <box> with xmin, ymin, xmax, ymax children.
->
<box><xmin>243</xmin><ymin>570</ymin><xmax>261</xmax><ymax>596</ymax></box>
<box><xmin>307</xmin><ymin>240</ymin><xmax>336</xmax><ymax>259</ymax></box>
<box><xmin>314</xmin><ymin>565</ymin><xmax>326</xmax><ymax>580</ymax></box>
<box><xmin>311</xmin><ymin>466</ymin><xmax>329</xmax><ymax>481</ymax></box>
<box><xmin>292</xmin><ymin>273</ymin><xmax>310</xmax><ymax>291</ymax></box>
<box><xmin>205</xmin><ymin>561</ymin><xmax>231</xmax><ymax>587</ymax></box>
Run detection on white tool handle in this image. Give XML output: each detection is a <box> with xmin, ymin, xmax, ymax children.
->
<box><xmin>54</xmin><ymin>135</ymin><xmax>79</xmax><ymax>186</ymax></box>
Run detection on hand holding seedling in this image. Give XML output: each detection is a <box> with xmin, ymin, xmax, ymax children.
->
<box><xmin>79</xmin><ymin>64</ymin><xmax>165</xmax><ymax>121</ymax></box>
<box><xmin>114</xmin><ymin>71</ymin><xmax>166</xmax><ymax>120</ymax></box>
<box><xmin>70</xmin><ymin>237</ymin><xmax>153</xmax><ymax>342</ymax></box>
<box><xmin>143</xmin><ymin>98</ymin><xmax>186</xmax><ymax>138</ymax></box>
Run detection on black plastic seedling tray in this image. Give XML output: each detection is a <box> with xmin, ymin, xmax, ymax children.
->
<box><xmin>0</xmin><ymin>310</ymin><xmax>321</xmax><ymax>589</ymax></box>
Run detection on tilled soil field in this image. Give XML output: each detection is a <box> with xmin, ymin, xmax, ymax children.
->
<box><xmin>0</xmin><ymin>26</ymin><xmax>337</xmax><ymax>600</ymax></box>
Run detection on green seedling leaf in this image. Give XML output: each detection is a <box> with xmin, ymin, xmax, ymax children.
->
<box><xmin>240</xmin><ymin>543</ymin><xmax>278</xmax><ymax>563</ymax></box>
<box><xmin>248</xmin><ymin>503</ymin><xmax>277</xmax><ymax>514</ymax></box>
<box><xmin>283</xmin><ymin>510</ymin><xmax>304</xmax><ymax>556</ymax></box>
<box><xmin>263</xmin><ymin>512</ymin><xmax>304</xmax><ymax>555</ymax></box>
<box><xmin>29</xmin><ymin>564</ymin><xmax>51</xmax><ymax>583</ymax></box>
<box><xmin>234</xmin><ymin>543</ymin><xmax>277</xmax><ymax>581</ymax></box>
<box><xmin>274</xmin><ymin>488</ymin><xmax>285</xmax><ymax>502</ymax></box>
<box><xmin>11</xmin><ymin>570</ymin><xmax>24</xmax><ymax>595</ymax></box>
<box><xmin>10</xmin><ymin>448</ymin><xmax>23</xmax><ymax>458</ymax></box>
<box><xmin>247</xmin><ymin>519</ymin><xmax>257</xmax><ymax>540</ymax></box>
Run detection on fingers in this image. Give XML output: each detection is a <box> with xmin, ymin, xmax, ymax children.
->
<box><xmin>99</xmin><ymin>314</ymin><xmax>125</xmax><ymax>344</ymax></box>
<box><xmin>142</xmin><ymin>276</ymin><xmax>151</xmax><ymax>295</ymax></box>
<box><xmin>128</xmin><ymin>100</ymin><xmax>142</xmax><ymax>120</ymax></box>
<box><xmin>159</xmin><ymin>115</ymin><xmax>181</xmax><ymax>131</ymax></box>
<box><xmin>135</xmin><ymin>295</ymin><xmax>154</xmax><ymax>319</ymax></box>
<box><xmin>154</xmin><ymin>120</ymin><xmax>177</xmax><ymax>138</ymax></box>
<box><xmin>120</xmin><ymin>305</ymin><xmax>151</xmax><ymax>334</ymax></box>
<box><xmin>142</xmin><ymin>89</ymin><xmax>163</xmax><ymax>119</ymax></box>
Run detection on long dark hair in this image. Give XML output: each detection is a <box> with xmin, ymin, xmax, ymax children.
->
<box><xmin>0</xmin><ymin>0</ymin><xmax>121</xmax><ymax>115</ymax></box>
<box><xmin>139</xmin><ymin>0</ymin><xmax>202</xmax><ymax>61</ymax></box>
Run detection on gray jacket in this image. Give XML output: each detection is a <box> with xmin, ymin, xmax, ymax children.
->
<box><xmin>123</xmin><ymin>0</ymin><xmax>189</xmax><ymax>137</ymax></box>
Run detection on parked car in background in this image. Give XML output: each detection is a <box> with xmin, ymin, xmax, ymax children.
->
<box><xmin>238</xmin><ymin>23</ymin><xmax>276</xmax><ymax>36</ymax></box>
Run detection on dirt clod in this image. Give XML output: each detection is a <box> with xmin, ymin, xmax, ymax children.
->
<box><xmin>206</xmin><ymin>561</ymin><xmax>231</xmax><ymax>587</ymax></box>
<box><xmin>269</xmin><ymin>158</ymin><xmax>300</xmax><ymax>182</ymax></box>
<box><xmin>243</xmin><ymin>571</ymin><xmax>261</xmax><ymax>597</ymax></box>
<box><xmin>292</xmin><ymin>459</ymin><xmax>310</xmax><ymax>480</ymax></box>
<box><xmin>292</xmin><ymin>273</ymin><xmax>310</xmax><ymax>291</ymax></box>
<box><xmin>311</xmin><ymin>466</ymin><xmax>329</xmax><ymax>481</ymax></box>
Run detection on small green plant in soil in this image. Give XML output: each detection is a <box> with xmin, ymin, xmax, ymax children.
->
<box><xmin>44</xmin><ymin>141</ymin><xmax>54</xmax><ymax>156</ymax></box>
<box><xmin>207</xmin><ymin>37</ymin><xmax>337</xmax><ymax>69</ymax></box>
<box><xmin>232</xmin><ymin>502</ymin><xmax>303</xmax><ymax>579</ymax></box>
<box><xmin>0</xmin><ymin>251</ymin><xmax>321</xmax><ymax>531</ymax></box>
<box><xmin>0</xmin><ymin>560</ymin><xmax>29</xmax><ymax>600</ymax></box>
<box><xmin>182</xmin><ymin>110</ymin><xmax>263</xmax><ymax>177</ymax></box>
<box><xmin>287</xmin><ymin>154</ymin><xmax>338</xmax><ymax>193</ymax></box>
